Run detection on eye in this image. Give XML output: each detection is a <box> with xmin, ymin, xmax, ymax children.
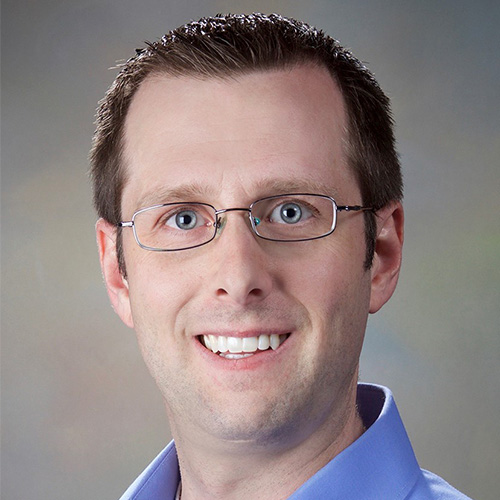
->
<box><xmin>270</xmin><ymin>202</ymin><xmax>312</xmax><ymax>224</ymax></box>
<box><xmin>165</xmin><ymin>209</ymin><xmax>203</xmax><ymax>230</ymax></box>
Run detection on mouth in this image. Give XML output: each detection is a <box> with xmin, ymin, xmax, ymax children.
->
<box><xmin>198</xmin><ymin>333</ymin><xmax>289</xmax><ymax>360</ymax></box>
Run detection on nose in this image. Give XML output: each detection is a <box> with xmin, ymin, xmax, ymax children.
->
<box><xmin>210</xmin><ymin>211</ymin><xmax>273</xmax><ymax>306</ymax></box>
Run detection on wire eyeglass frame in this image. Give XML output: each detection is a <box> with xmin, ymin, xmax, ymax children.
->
<box><xmin>118</xmin><ymin>193</ymin><xmax>375</xmax><ymax>252</ymax></box>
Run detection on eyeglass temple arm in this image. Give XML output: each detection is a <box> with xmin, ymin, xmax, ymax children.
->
<box><xmin>337</xmin><ymin>205</ymin><xmax>375</xmax><ymax>212</ymax></box>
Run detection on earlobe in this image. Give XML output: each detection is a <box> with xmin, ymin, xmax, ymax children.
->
<box><xmin>369</xmin><ymin>202</ymin><xmax>404</xmax><ymax>314</ymax></box>
<box><xmin>95</xmin><ymin>218</ymin><xmax>134</xmax><ymax>328</ymax></box>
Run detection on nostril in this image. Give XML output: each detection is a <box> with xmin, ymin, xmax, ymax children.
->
<box><xmin>248</xmin><ymin>287</ymin><xmax>266</xmax><ymax>297</ymax></box>
<box><xmin>215</xmin><ymin>287</ymin><xmax>228</xmax><ymax>298</ymax></box>
<box><xmin>215</xmin><ymin>285</ymin><xmax>266</xmax><ymax>299</ymax></box>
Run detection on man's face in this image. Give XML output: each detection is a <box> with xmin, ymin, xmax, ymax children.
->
<box><xmin>110</xmin><ymin>65</ymin><xmax>376</xmax><ymax>446</ymax></box>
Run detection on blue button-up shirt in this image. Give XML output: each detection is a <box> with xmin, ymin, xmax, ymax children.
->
<box><xmin>120</xmin><ymin>384</ymin><xmax>471</xmax><ymax>499</ymax></box>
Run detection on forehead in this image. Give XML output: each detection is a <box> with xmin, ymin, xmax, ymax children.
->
<box><xmin>121</xmin><ymin>65</ymin><xmax>356</xmax><ymax>212</ymax></box>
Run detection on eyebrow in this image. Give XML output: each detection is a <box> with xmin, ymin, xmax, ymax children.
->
<box><xmin>136</xmin><ymin>177</ymin><xmax>341</xmax><ymax>210</ymax></box>
<box><xmin>253</xmin><ymin>178</ymin><xmax>341</xmax><ymax>200</ymax></box>
<box><xmin>136</xmin><ymin>183</ymin><xmax>217</xmax><ymax>209</ymax></box>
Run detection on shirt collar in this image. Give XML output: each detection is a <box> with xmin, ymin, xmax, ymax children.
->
<box><xmin>120</xmin><ymin>442</ymin><xmax>179</xmax><ymax>499</ymax></box>
<box><xmin>288</xmin><ymin>384</ymin><xmax>421</xmax><ymax>499</ymax></box>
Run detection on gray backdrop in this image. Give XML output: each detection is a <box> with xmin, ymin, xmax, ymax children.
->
<box><xmin>2</xmin><ymin>1</ymin><xmax>499</xmax><ymax>499</ymax></box>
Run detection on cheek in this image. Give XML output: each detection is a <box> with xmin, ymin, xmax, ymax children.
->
<box><xmin>124</xmin><ymin>253</ymin><xmax>202</xmax><ymax>391</ymax></box>
<box><xmin>125</xmin><ymin>249</ymin><xmax>206</xmax><ymax>336</ymax></box>
<box><xmin>284</xmin><ymin>239</ymin><xmax>364</xmax><ymax>297</ymax></box>
<box><xmin>289</xmin><ymin>242</ymin><xmax>370</xmax><ymax>349</ymax></box>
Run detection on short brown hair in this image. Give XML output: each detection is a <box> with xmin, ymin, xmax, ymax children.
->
<box><xmin>90</xmin><ymin>13</ymin><xmax>402</xmax><ymax>272</ymax></box>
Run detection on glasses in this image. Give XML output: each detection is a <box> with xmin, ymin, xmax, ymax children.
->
<box><xmin>118</xmin><ymin>193</ymin><xmax>374</xmax><ymax>252</ymax></box>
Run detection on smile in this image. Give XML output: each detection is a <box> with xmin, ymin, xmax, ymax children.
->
<box><xmin>199</xmin><ymin>334</ymin><xmax>289</xmax><ymax>359</ymax></box>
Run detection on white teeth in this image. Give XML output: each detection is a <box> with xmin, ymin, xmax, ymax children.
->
<box><xmin>270</xmin><ymin>334</ymin><xmax>280</xmax><ymax>350</ymax></box>
<box><xmin>218</xmin><ymin>336</ymin><xmax>228</xmax><ymax>353</ymax></box>
<box><xmin>201</xmin><ymin>333</ymin><xmax>287</xmax><ymax>356</ymax></box>
<box><xmin>242</xmin><ymin>337</ymin><xmax>259</xmax><ymax>352</ymax></box>
<box><xmin>258</xmin><ymin>334</ymin><xmax>270</xmax><ymax>350</ymax></box>
<box><xmin>209</xmin><ymin>335</ymin><xmax>218</xmax><ymax>353</ymax></box>
<box><xmin>219</xmin><ymin>352</ymin><xmax>254</xmax><ymax>359</ymax></box>
<box><xmin>227</xmin><ymin>337</ymin><xmax>243</xmax><ymax>353</ymax></box>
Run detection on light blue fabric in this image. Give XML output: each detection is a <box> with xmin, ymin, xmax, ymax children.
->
<box><xmin>119</xmin><ymin>384</ymin><xmax>471</xmax><ymax>499</ymax></box>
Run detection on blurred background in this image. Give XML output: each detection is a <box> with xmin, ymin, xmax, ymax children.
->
<box><xmin>2</xmin><ymin>1</ymin><xmax>499</xmax><ymax>498</ymax></box>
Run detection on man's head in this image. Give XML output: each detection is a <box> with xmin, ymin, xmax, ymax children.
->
<box><xmin>93</xmin><ymin>13</ymin><xmax>404</xmax><ymax>454</ymax></box>
<box><xmin>90</xmin><ymin>13</ymin><xmax>402</xmax><ymax>275</ymax></box>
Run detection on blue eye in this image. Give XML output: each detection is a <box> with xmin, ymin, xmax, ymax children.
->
<box><xmin>270</xmin><ymin>202</ymin><xmax>310</xmax><ymax>224</ymax></box>
<box><xmin>281</xmin><ymin>203</ymin><xmax>301</xmax><ymax>223</ymax></box>
<box><xmin>166</xmin><ymin>210</ymin><xmax>199</xmax><ymax>230</ymax></box>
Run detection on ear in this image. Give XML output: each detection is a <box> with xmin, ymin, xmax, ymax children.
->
<box><xmin>96</xmin><ymin>218</ymin><xmax>134</xmax><ymax>328</ymax></box>
<box><xmin>369</xmin><ymin>201</ymin><xmax>404</xmax><ymax>313</ymax></box>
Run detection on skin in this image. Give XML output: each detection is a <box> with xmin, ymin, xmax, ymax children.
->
<box><xmin>97</xmin><ymin>64</ymin><xmax>404</xmax><ymax>499</ymax></box>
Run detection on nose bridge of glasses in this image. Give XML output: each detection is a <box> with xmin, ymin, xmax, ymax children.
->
<box><xmin>214</xmin><ymin>207</ymin><xmax>256</xmax><ymax>234</ymax></box>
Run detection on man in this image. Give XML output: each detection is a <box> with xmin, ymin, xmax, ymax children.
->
<box><xmin>91</xmin><ymin>13</ymin><xmax>471</xmax><ymax>500</ymax></box>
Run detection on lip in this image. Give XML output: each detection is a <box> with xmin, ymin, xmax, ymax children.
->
<box><xmin>193</xmin><ymin>330</ymin><xmax>294</xmax><ymax>371</ymax></box>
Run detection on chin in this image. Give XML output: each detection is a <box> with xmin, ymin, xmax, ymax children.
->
<box><xmin>193</xmin><ymin>387</ymin><xmax>323</xmax><ymax>449</ymax></box>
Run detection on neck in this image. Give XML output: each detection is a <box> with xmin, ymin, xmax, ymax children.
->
<box><xmin>169</xmin><ymin>383</ymin><xmax>364</xmax><ymax>500</ymax></box>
